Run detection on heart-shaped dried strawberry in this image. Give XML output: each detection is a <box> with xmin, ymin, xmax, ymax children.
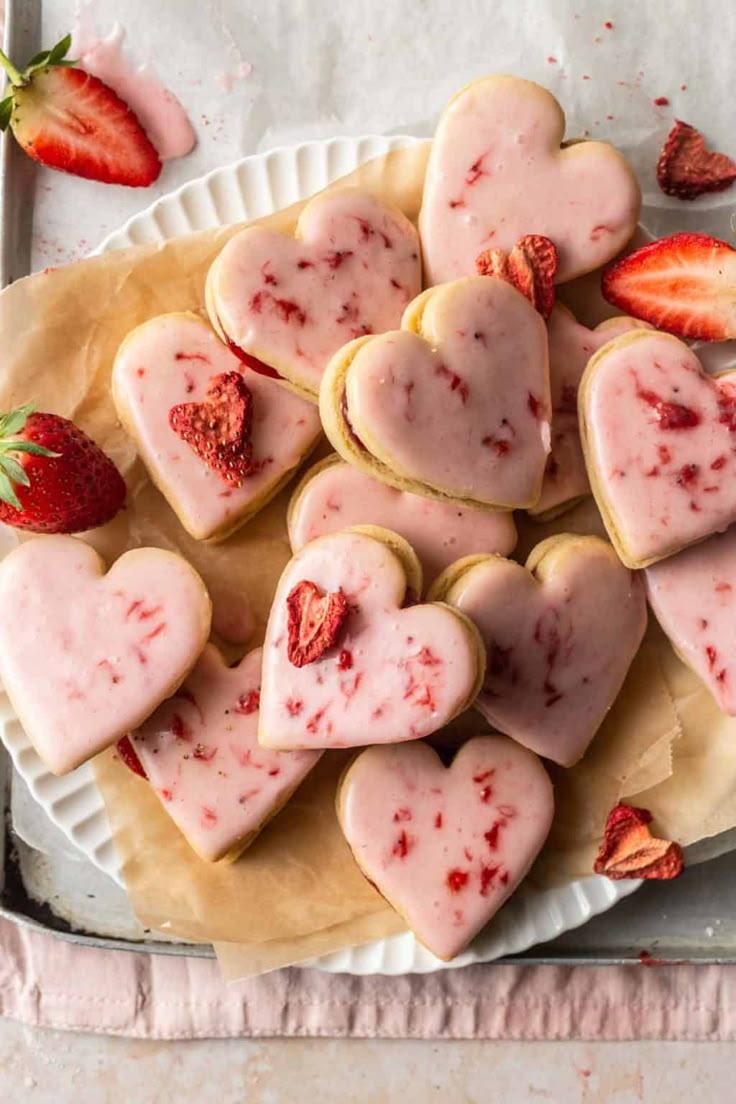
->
<box><xmin>530</xmin><ymin>305</ymin><xmax>650</xmax><ymax>519</ymax></box>
<box><xmin>657</xmin><ymin>120</ymin><xmax>736</xmax><ymax>201</ymax></box>
<box><xmin>0</xmin><ymin>536</ymin><xmax>211</xmax><ymax>775</ymax></box>
<box><xmin>646</xmin><ymin>526</ymin><xmax>736</xmax><ymax>714</ymax></box>
<box><xmin>113</xmin><ymin>314</ymin><xmax>322</xmax><ymax>541</ymax></box>
<box><xmin>206</xmin><ymin>188</ymin><xmax>422</xmax><ymax>399</ymax></box>
<box><xmin>580</xmin><ymin>330</ymin><xmax>736</xmax><ymax>567</ymax></box>
<box><xmin>432</xmin><ymin>535</ymin><xmax>646</xmax><ymax>766</ymax></box>
<box><xmin>337</xmin><ymin>736</ymin><xmax>554</xmax><ymax>960</ymax></box>
<box><xmin>420</xmin><ymin>75</ymin><xmax>641</xmax><ymax>285</ymax></box>
<box><xmin>593</xmin><ymin>804</ymin><xmax>683</xmax><ymax>880</ymax></box>
<box><xmin>320</xmin><ymin>276</ymin><xmax>550</xmax><ymax>510</ymax></box>
<box><xmin>127</xmin><ymin>644</ymin><xmax>321</xmax><ymax>861</ymax></box>
<box><xmin>258</xmin><ymin>527</ymin><xmax>484</xmax><ymax>751</ymax></box>
<box><xmin>288</xmin><ymin>456</ymin><xmax>517</xmax><ymax>588</ymax></box>
<box><xmin>476</xmin><ymin>235</ymin><xmax>558</xmax><ymax>318</ymax></box>
<box><xmin>169</xmin><ymin>370</ymin><xmax>253</xmax><ymax>484</ymax></box>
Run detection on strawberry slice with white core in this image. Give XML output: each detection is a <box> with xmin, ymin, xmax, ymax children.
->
<box><xmin>0</xmin><ymin>34</ymin><xmax>161</xmax><ymax>187</ymax></box>
<box><xmin>602</xmin><ymin>232</ymin><xmax>736</xmax><ymax>342</ymax></box>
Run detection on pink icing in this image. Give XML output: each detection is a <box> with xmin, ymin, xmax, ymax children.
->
<box><xmin>131</xmin><ymin>645</ymin><xmax>321</xmax><ymax>861</ymax></box>
<box><xmin>207</xmin><ymin>189</ymin><xmax>422</xmax><ymax>395</ymax></box>
<box><xmin>209</xmin><ymin>583</ymin><xmax>255</xmax><ymax>646</ymax></box>
<box><xmin>582</xmin><ymin>332</ymin><xmax>736</xmax><ymax>566</ymax></box>
<box><xmin>288</xmin><ymin>460</ymin><xmax>517</xmax><ymax>586</ymax></box>
<box><xmin>113</xmin><ymin>314</ymin><xmax>321</xmax><ymax>541</ymax></box>
<box><xmin>338</xmin><ymin>737</ymin><xmax>554</xmax><ymax>960</ymax></box>
<box><xmin>419</xmin><ymin>76</ymin><xmax>640</xmax><ymax>285</ymax></box>
<box><xmin>258</xmin><ymin>530</ymin><xmax>479</xmax><ymax>751</ymax></box>
<box><xmin>532</xmin><ymin>306</ymin><xmax>649</xmax><ymax>517</ymax></box>
<box><xmin>0</xmin><ymin>537</ymin><xmax>210</xmax><ymax>775</ymax></box>
<box><xmin>646</xmin><ymin>528</ymin><xmax>736</xmax><ymax>714</ymax></box>
<box><xmin>71</xmin><ymin>12</ymin><xmax>195</xmax><ymax>161</ymax></box>
<box><xmin>445</xmin><ymin>538</ymin><xmax>647</xmax><ymax>766</ymax></box>
<box><xmin>342</xmin><ymin>277</ymin><xmax>550</xmax><ymax>508</ymax></box>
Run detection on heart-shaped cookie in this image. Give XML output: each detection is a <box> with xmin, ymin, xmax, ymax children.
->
<box><xmin>320</xmin><ymin>276</ymin><xmax>550</xmax><ymax>510</ymax></box>
<box><xmin>287</xmin><ymin>455</ymin><xmax>517</xmax><ymax>588</ymax></box>
<box><xmin>0</xmin><ymin>536</ymin><xmax>211</xmax><ymax>775</ymax></box>
<box><xmin>129</xmin><ymin>644</ymin><xmax>321</xmax><ymax>861</ymax></box>
<box><xmin>337</xmin><ymin>736</ymin><xmax>554</xmax><ymax>960</ymax></box>
<box><xmin>646</xmin><ymin>527</ymin><xmax>736</xmax><ymax>714</ymax></box>
<box><xmin>580</xmin><ymin>330</ymin><xmax>736</xmax><ymax>567</ymax></box>
<box><xmin>258</xmin><ymin>527</ymin><xmax>485</xmax><ymax>751</ymax></box>
<box><xmin>113</xmin><ymin>313</ymin><xmax>322</xmax><ymax>541</ymax></box>
<box><xmin>530</xmin><ymin>305</ymin><xmax>650</xmax><ymax>519</ymax></box>
<box><xmin>431</xmin><ymin>535</ymin><xmax>647</xmax><ymax>766</ymax></box>
<box><xmin>420</xmin><ymin>75</ymin><xmax>641</xmax><ymax>285</ymax></box>
<box><xmin>206</xmin><ymin>188</ymin><xmax>422</xmax><ymax>400</ymax></box>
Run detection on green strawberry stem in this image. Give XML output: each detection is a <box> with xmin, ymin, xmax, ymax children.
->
<box><xmin>0</xmin><ymin>49</ymin><xmax>24</xmax><ymax>87</ymax></box>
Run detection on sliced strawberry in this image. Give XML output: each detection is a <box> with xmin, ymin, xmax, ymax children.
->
<box><xmin>0</xmin><ymin>403</ymin><xmax>126</xmax><ymax>533</ymax></box>
<box><xmin>0</xmin><ymin>35</ymin><xmax>161</xmax><ymax>186</ymax></box>
<box><xmin>657</xmin><ymin>120</ymin><xmax>736</xmax><ymax>201</ymax></box>
<box><xmin>602</xmin><ymin>232</ymin><xmax>736</xmax><ymax>341</ymax></box>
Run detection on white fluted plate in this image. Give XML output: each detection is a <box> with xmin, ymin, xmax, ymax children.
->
<box><xmin>1</xmin><ymin>135</ymin><xmax>639</xmax><ymax>974</ymax></box>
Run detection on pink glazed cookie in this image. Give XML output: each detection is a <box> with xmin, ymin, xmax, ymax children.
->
<box><xmin>113</xmin><ymin>313</ymin><xmax>322</xmax><ymax>541</ymax></box>
<box><xmin>431</xmin><ymin>535</ymin><xmax>647</xmax><ymax>766</ymax></box>
<box><xmin>287</xmin><ymin>456</ymin><xmax>517</xmax><ymax>588</ymax></box>
<box><xmin>0</xmin><ymin>536</ymin><xmax>211</xmax><ymax>775</ymax></box>
<box><xmin>646</xmin><ymin>527</ymin><xmax>736</xmax><ymax>715</ymax></box>
<box><xmin>530</xmin><ymin>305</ymin><xmax>650</xmax><ymax>519</ymax></box>
<box><xmin>129</xmin><ymin>645</ymin><xmax>321</xmax><ymax>861</ymax></box>
<box><xmin>320</xmin><ymin>276</ymin><xmax>550</xmax><ymax>510</ymax></box>
<box><xmin>337</xmin><ymin>736</ymin><xmax>554</xmax><ymax>960</ymax></box>
<box><xmin>206</xmin><ymin>188</ymin><xmax>422</xmax><ymax>400</ymax></box>
<box><xmin>580</xmin><ymin>330</ymin><xmax>736</xmax><ymax>568</ymax></box>
<box><xmin>419</xmin><ymin>76</ymin><xmax>641</xmax><ymax>286</ymax></box>
<box><xmin>258</xmin><ymin>527</ymin><xmax>485</xmax><ymax>751</ymax></box>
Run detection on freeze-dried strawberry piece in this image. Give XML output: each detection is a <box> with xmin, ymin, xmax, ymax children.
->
<box><xmin>593</xmin><ymin>803</ymin><xmax>684</xmax><ymax>880</ymax></box>
<box><xmin>476</xmin><ymin>235</ymin><xmax>557</xmax><ymax>318</ymax></box>
<box><xmin>116</xmin><ymin>735</ymin><xmax>148</xmax><ymax>780</ymax></box>
<box><xmin>286</xmin><ymin>579</ymin><xmax>349</xmax><ymax>667</ymax></box>
<box><xmin>169</xmin><ymin>371</ymin><xmax>254</xmax><ymax>485</ymax></box>
<box><xmin>657</xmin><ymin>120</ymin><xmax>736</xmax><ymax>201</ymax></box>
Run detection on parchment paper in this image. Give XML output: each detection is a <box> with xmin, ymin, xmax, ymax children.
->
<box><xmin>2</xmin><ymin>108</ymin><xmax>735</xmax><ymax>972</ymax></box>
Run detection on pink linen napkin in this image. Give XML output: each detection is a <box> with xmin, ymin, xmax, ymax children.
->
<box><xmin>0</xmin><ymin>916</ymin><xmax>732</xmax><ymax>1040</ymax></box>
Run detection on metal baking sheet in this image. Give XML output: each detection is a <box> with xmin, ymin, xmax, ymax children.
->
<box><xmin>2</xmin><ymin>0</ymin><xmax>736</xmax><ymax>970</ymax></box>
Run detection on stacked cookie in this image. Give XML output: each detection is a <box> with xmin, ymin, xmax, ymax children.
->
<box><xmin>10</xmin><ymin>73</ymin><xmax>724</xmax><ymax>961</ymax></box>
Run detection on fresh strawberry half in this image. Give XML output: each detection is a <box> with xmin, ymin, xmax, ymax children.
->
<box><xmin>0</xmin><ymin>403</ymin><xmax>127</xmax><ymax>533</ymax></box>
<box><xmin>602</xmin><ymin>232</ymin><xmax>736</xmax><ymax>341</ymax></box>
<box><xmin>169</xmin><ymin>371</ymin><xmax>254</xmax><ymax>485</ymax></box>
<box><xmin>0</xmin><ymin>34</ymin><xmax>161</xmax><ymax>186</ymax></box>
<box><xmin>657</xmin><ymin>120</ymin><xmax>736</xmax><ymax>201</ymax></box>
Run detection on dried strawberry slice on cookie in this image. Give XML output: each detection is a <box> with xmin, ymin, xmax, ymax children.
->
<box><xmin>602</xmin><ymin>233</ymin><xmax>736</xmax><ymax>341</ymax></box>
<box><xmin>286</xmin><ymin>580</ymin><xmax>349</xmax><ymax>667</ymax></box>
<box><xmin>476</xmin><ymin>235</ymin><xmax>558</xmax><ymax>319</ymax></box>
<box><xmin>169</xmin><ymin>371</ymin><xmax>254</xmax><ymax>486</ymax></box>
<box><xmin>657</xmin><ymin>120</ymin><xmax>736</xmax><ymax>201</ymax></box>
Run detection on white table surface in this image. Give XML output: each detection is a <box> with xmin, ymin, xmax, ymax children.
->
<box><xmin>2</xmin><ymin>0</ymin><xmax>735</xmax><ymax>1096</ymax></box>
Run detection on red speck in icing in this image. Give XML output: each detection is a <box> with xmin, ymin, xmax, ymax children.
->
<box><xmin>712</xmin><ymin>456</ymin><xmax>727</xmax><ymax>470</ymax></box>
<box><xmin>297</xmin><ymin>259</ymin><xmax>314</xmax><ymax>269</ymax></box>
<box><xmin>393</xmin><ymin>807</ymin><xmax>412</xmax><ymax>822</ymax></box>
<box><xmin>676</xmin><ymin>463</ymin><xmax>699</xmax><ymax>486</ymax></box>
<box><xmin>706</xmin><ymin>646</ymin><xmax>718</xmax><ymax>668</ymax></box>
<box><xmin>658</xmin><ymin>445</ymin><xmax>672</xmax><ymax>464</ymax></box>
<box><xmin>390</xmin><ymin>277</ymin><xmax>402</xmax><ymax>290</ymax></box>
<box><xmin>325</xmin><ymin>250</ymin><xmax>354</xmax><ymax>269</ymax></box>
<box><xmin>636</xmin><ymin>381</ymin><xmax>700</xmax><ymax>429</ymax></box>
<box><xmin>527</xmin><ymin>392</ymin><xmax>541</xmax><ymax>418</ymax></box>
<box><xmin>480</xmin><ymin>864</ymin><xmax>501</xmax><ymax>896</ymax></box>
<box><xmin>306</xmin><ymin>707</ymin><xmax>327</xmax><ymax>733</ymax></box>
<box><xmin>261</xmin><ymin>261</ymin><xmax>278</xmax><ymax>285</ymax></box>
<box><xmin>268</xmin><ymin>767</ymin><xmax>280</xmax><ymax>776</ymax></box>
<box><xmin>416</xmin><ymin>646</ymin><xmax>442</xmax><ymax>667</ymax></box>
<box><xmin>463</xmin><ymin>847</ymin><xmax>474</xmax><ymax>862</ymax></box>
<box><xmin>273</xmin><ymin>297</ymin><xmax>306</xmax><ymax>325</ymax></box>
<box><xmin>338</xmin><ymin>649</ymin><xmax>353</xmax><ymax>670</ymax></box>
<box><xmin>160</xmin><ymin>788</ymin><xmax>173</xmax><ymax>802</ymax></box>
<box><xmin>434</xmin><ymin>812</ymin><xmax>443</xmax><ymax>829</ymax></box>
<box><xmin>126</xmin><ymin>599</ymin><xmax>143</xmax><ymax>619</ymax></box>
<box><xmin>175</xmin><ymin>351</ymin><xmax>210</xmax><ymax>364</ymax></box>
<box><xmin>717</xmin><ymin>668</ymin><xmax>728</xmax><ymax>682</ymax></box>
<box><xmin>701</xmin><ymin>618</ymin><xmax>709</xmax><ymax>629</ymax></box>
<box><xmin>446</xmin><ymin>868</ymin><xmax>469</xmax><ymax>893</ymax></box>
<box><xmin>136</xmin><ymin>367</ymin><xmax>145</xmax><ymax>378</ymax></box>
<box><xmin>465</xmin><ymin>154</ymin><xmax>489</xmax><ymax>186</ymax></box>
<box><xmin>249</xmin><ymin>290</ymin><xmax>264</xmax><ymax>313</ymax></box>
<box><xmin>718</xmin><ymin>392</ymin><xmax>736</xmax><ymax>431</ymax></box>
<box><xmin>142</xmin><ymin>622</ymin><xmax>166</xmax><ymax>645</ymax></box>
<box><xmin>482</xmin><ymin>435</ymin><xmax>511</xmax><ymax>457</ymax></box>
<box><xmin>404</xmin><ymin>682</ymin><xmax>436</xmax><ymax>710</ymax></box>
<box><xmin>473</xmin><ymin>770</ymin><xmax>494</xmax><ymax>783</ymax></box>
<box><xmin>133</xmin><ymin>646</ymin><xmax>148</xmax><ymax>666</ymax></box>
<box><xmin>234</xmin><ymin>690</ymin><xmax>260</xmax><ymax>715</ymax></box>
<box><xmin>436</xmin><ymin>364</ymin><xmax>469</xmax><ymax>403</ymax></box>
<box><xmin>392</xmin><ymin>830</ymin><xmax>412</xmax><ymax>859</ymax></box>
<box><xmin>193</xmin><ymin>743</ymin><xmax>217</xmax><ymax>762</ymax></box>
<box><xmin>479</xmin><ymin>786</ymin><xmax>493</xmax><ymax>803</ymax></box>
<box><xmin>201</xmin><ymin>806</ymin><xmax>218</xmax><ymax>827</ymax></box>
<box><xmin>449</xmin><ymin>198</ymin><xmax>466</xmax><ymax>209</ymax></box>
<box><xmin>285</xmin><ymin>698</ymin><xmax>303</xmax><ymax>716</ymax></box>
<box><xmin>170</xmin><ymin>714</ymin><xmax>192</xmax><ymax>740</ymax></box>
<box><xmin>97</xmin><ymin>659</ymin><xmax>121</xmax><ymax>684</ymax></box>
<box><xmin>716</xmin><ymin>582</ymin><xmax>733</xmax><ymax>594</ymax></box>
<box><xmin>484</xmin><ymin>821</ymin><xmax>504</xmax><ymax>850</ymax></box>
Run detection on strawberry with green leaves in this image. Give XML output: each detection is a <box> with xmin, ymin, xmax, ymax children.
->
<box><xmin>0</xmin><ymin>34</ymin><xmax>161</xmax><ymax>186</ymax></box>
<box><xmin>0</xmin><ymin>403</ymin><xmax>126</xmax><ymax>533</ymax></box>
